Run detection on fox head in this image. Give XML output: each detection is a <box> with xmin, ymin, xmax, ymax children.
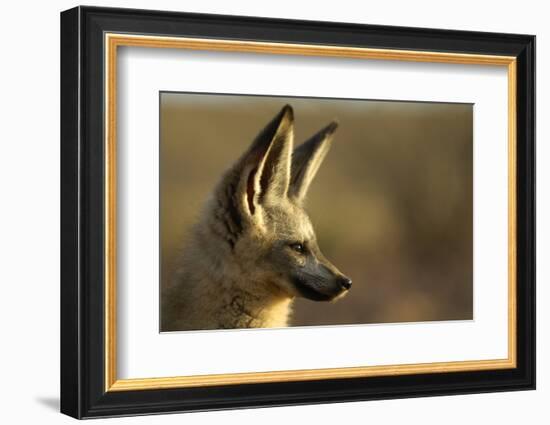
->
<box><xmin>210</xmin><ymin>105</ymin><xmax>351</xmax><ymax>302</ymax></box>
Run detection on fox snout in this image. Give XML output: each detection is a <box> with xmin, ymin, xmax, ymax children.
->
<box><xmin>291</xmin><ymin>256</ymin><xmax>352</xmax><ymax>302</ymax></box>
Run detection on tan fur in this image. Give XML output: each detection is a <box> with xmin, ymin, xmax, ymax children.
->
<box><xmin>161</xmin><ymin>105</ymin><xmax>350</xmax><ymax>331</ymax></box>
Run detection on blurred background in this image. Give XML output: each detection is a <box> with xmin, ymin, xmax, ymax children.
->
<box><xmin>160</xmin><ymin>92</ymin><xmax>473</xmax><ymax>326</ymax></box>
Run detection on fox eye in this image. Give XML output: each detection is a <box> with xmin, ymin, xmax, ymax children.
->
<box><xmin>289</xmin><ymin>242</ymin><xmax>306</xmax><ymax>254</ymax></box>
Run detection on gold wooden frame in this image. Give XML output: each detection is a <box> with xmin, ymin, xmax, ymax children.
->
<box><xmin>104</xmin><ymin>33</ymin><xmax>517</xmax><ymax>392</ymax></box>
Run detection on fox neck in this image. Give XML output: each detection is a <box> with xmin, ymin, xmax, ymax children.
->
<box><xmin>197</xmin><ymin>252</ymin><xmax>295</xmax><ymax>329</ymax></box>
<box><xmin>163</xmin><ymin>226</ymin><xmax>294</xmax><ymax>331</ymax></box>
<box><xmin>166</xmin><ymin>268</ymin><xmax>294</xmax><ymax>331</ymax></box>
<box><xmin>214</xmin><ymin>283</ymin><xmax>294</xmax><ymax>329</ymax></box>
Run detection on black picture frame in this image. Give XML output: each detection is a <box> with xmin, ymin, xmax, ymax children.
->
<box><xmin>61</xmin><ymin>5</ymin><xmax>535</xmax><ymax>419</ymax></box>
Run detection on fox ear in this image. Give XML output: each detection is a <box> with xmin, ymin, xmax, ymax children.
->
<box><xmin>288</xmin><ymin>121</ymin><xmax>337</xmax><ymax>203</ymax></box>
<box><xmin>229</xmin><ymin>105</ymin><xmax>293</xmax><ymax>219</ymax></box>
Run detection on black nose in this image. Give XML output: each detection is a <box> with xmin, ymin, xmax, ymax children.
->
<box><xmin>339</xmin><ymin>277</ymin><xmax>352</xmax><ymax>290</ymax></box>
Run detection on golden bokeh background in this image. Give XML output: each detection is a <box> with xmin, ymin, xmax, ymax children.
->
<box><xmin>160</xmin><ymin>92</ymin><xmax>473</xmax><ymax>326</ymax></box>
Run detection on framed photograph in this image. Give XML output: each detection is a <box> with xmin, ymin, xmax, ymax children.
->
<box><xmin>60</xmin><ymin>6</ymin><xmax>535</xmax><ymax>419</ymax></box>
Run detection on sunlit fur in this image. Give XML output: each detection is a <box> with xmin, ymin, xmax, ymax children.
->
<box><xmin>161</xmin><ymin>105</ymin><xmax>351</xmax><ymax>331</ymax></box>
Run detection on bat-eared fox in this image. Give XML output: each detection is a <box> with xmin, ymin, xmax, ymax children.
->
<box><xmin>162</xmin><ymin>105</ymin><xmax>351</xmax><ymax>331</ymax></box>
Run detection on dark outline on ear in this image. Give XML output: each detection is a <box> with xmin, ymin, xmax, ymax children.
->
<box><xmin>213</xmin><ymin>104</ymin><xmax>294</xmax><ymax>238</ymax></box>
<box><xmin>245</xmin><ymin>104</ymin><xmax>294</xmax><ymax>212</ymax></box>
<box><xmin>289</xmin><ymin>121</ymin><xmax>338</xmax><ymax>202</ymax></box>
